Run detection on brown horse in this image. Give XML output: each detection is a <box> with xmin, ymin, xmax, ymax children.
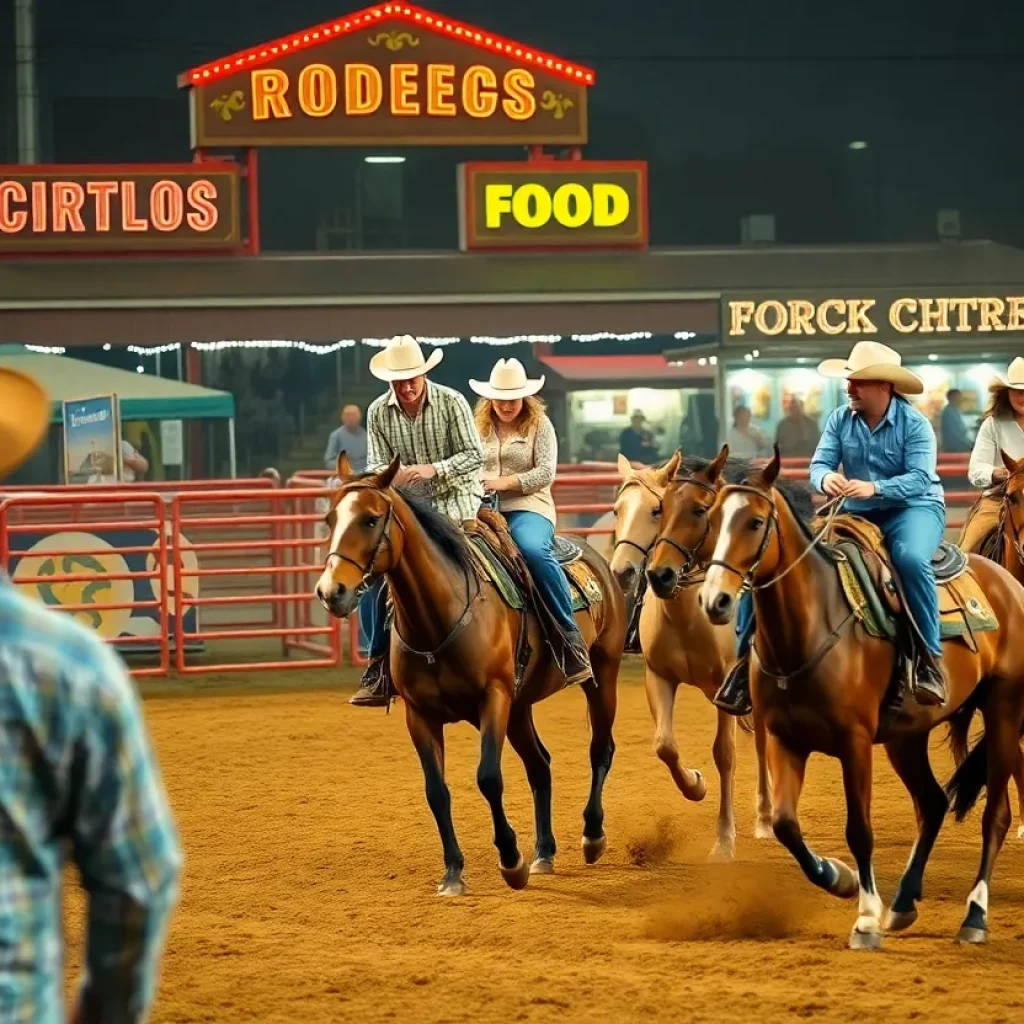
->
<box><xmin>316</xmin><ymin>455</ymin><xmax>625</xmax><ymax>896</ymax></box>
<box><xmin>959</xmin><ymin>450</ymin><xmax>1024</xmax><ymax>838</ymax></box>
<box><xmin>677</xmin><ymin>448</ymin><xmax>1024</xmax><ymax>949</ymax></box>
<box><xmin>610</xmin><ymin>450</ymin><xmax>773</xmax><ymax>857</ymax></box>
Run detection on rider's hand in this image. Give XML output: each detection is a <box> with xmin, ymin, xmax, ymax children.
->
<box><xmin>843</xmin><ymin>479</ymin><xmax>877</xmax><ymax>500</ymax></box>
<box><xmin>405</xmin><ymin>464</ymin><xmax>437</xmax><ymax>484</ymax></box>
<box><xmin>992</xmin><ymin>467</ymin><xmax>1009</xmax><ymax>483</ymax></box>
<box><xmin>822</xmin><ymin>472</ymin><xmax>849</xmax><ymax>498</ymax></box>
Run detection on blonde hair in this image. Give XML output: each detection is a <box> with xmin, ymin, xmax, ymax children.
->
<box><xmin>474</xmin><ymin>394</ymin><xmax>546</xmax><ymax>440</ymax></box>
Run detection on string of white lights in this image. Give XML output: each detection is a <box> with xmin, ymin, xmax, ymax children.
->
<box><xmin>24</xmin><ymin>344</ymin><xmax>67</xmax><ymax>354</ymax></box>
<box><xmin>70</xmin><ymin>331</ymin><xmax>710</xmax><ymax>359</ymax></box>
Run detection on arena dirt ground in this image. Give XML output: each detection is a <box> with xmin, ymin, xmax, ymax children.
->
<box><xmin>64</xmin><ymin>658</ymin><xmax>1024</xmax><ymax>1024</ymax></box>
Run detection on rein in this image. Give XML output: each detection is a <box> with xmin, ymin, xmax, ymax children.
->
<box><xmin>651</xmin><ymin>476</ymin><xmax>718</xmax><ymax>588</ymax></box>
<box><xmin>1002</xmin><ymin>488</ymin><xmax>1024</xmax><ymax>566</ymax></box>
<box><xmin>710</xmin><ymin>484</ymin><xmax>850</xmax><ymax>686</ymax></box>
<box><xmin>324</xmin><ymin>484</ymin><xmax>481</xmax><ymax>665</ymax></box>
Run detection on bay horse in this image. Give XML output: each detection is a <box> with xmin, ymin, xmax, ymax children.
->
<box><xmin>958</xmin><ymin>449</ymin><xmax>1024</xmax><ymax>837</ymax></box>
<box><xmin>690</xmin><ymin>448</ymin><xmax>1024</xmax><ymax>948</ymax></box>
<box><xmin>610</xmin><ymin>449</ymin><xmax>776</xmax><ymax>857</ymax></box>
<box><xmin>315</xmin><ymin>455</ymin><xmax>625</xmax><ymax>896</ymax></box>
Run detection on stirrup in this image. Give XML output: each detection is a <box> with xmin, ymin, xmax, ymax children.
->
<box><xmin>713</xmin><ymin>656</ymin><xmax>752</xmax><ymax>717</ymax></box>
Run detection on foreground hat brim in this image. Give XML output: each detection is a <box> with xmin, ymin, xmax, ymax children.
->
<box><xmin>468</xmin><ymin>376</ymin><xmax>545</xmax><ymax>401</ymax></box>
<box><xmin>0</xmin><ymin>368</ymin><xmax>50</xmax><ymax>478</ymax></box>
<box><xmin>817</xmin><ymin>358</ymin><xmax>924</xmax><ymax>396</ymax></box>
<box><xmin>993</xmin><ymin>373</ymin><xmax>1024</xmax><ymax>391</ymax></box>
<box><xmin>369</xmin><ymin>346</ymin><xmax>444</xmax><ymax>382</ymax></box>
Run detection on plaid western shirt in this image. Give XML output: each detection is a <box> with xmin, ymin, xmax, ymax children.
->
<box><xmin>366</xmin><ymin>380</ymin><xmax>485</xmax><ymax>522</ymax></box>
<box><xmin>0</xmin><ymin>579</ymin><xmax>181</xmax><ymax>1023</ymax></box>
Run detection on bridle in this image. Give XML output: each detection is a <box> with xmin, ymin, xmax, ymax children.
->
<box><xmin>1002</xmin><ymin>483</ymin><xmax>1024</xmax><ymax>566</ymax></box>
<box><xmin>707</xmin><ymin>483</ymin><xmax>852</xmax><ymax>685</ymax></box>
<box><xmin>612</xmin><ymin>475</ymin><xmax>665</xmax><ymax>564</ymax></box>
<box><xmin>650</xmin><ymin>476</ymin><xmax>718</xmax><ymax>583</ymax></box>
<box><xmin>324</xmin><ymin>483</ymin><xmax>480</xmax><ymax>664</ymax></box>
<box><xmin>324</xmin><ymin>485</ymin><xmax>406</xmax><ymax>603</ymax></box>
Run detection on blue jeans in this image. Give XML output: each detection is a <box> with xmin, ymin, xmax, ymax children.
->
<box><xmin>735</xmin><ymin>502</ymin><xmax>946</xmax><ymax>657</ymax></box>
<box><xmin>358</xmin><ymin>576</ymin><xmax>389</xmax><ymax>659</ymax></box>
<box><xmin>506</xmin><ymin>510</ymin><xmax>579</xmax><ymax>636</ymax></box>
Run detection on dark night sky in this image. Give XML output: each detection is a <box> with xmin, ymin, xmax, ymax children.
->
<box><xmin>6</xmin><ymin>0</ymin><xmax>1024</xmax><ymax>249</ymax></box>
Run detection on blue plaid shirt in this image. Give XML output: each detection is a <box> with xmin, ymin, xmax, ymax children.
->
<box><xmin>0</xmin><ymin>579</ymin><xmax>181</xmax><ymax>1023</ymax></box>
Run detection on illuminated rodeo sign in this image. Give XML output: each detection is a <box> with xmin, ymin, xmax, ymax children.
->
<box><xmin>179</xmin><ymin>3</ymin><xmax>594</xmax><ymax>147</ymax></box>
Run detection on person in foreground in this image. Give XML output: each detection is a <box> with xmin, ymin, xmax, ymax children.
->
<box><xmin>960</xmin><ymin>357</ymin><xmax>1024</xmax><ymax>551</ymax></box>
<box><xmin>471</xmin><ymin>358</ymin><xmax>591</xmax><ymax>685</ymax></box>
<box><xmin>0</xmin><ymin>368</ymin><xmax>181</xmax><ymax>1023</ymax></box>
<box><xmin>348</xmin><ymin>335</ymin><xmax>484</xmax><ymax>707</ymax></box>
<box><xmin>715</xmin><ymin>340</ymin><xmax>948</xmax><ymax>715</ymax></box>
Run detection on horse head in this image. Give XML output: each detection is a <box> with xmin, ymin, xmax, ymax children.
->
<box><xmin>609</xmin><ymin>450</ymin><xmax>680</xmax><ymax>592</ymax></box>
<box><xmin>699</xmin><ymin>447</ymin><xmax>785</xmax><ymax>624</ymax></box>
<box><xmin>1002</xmin><ymin>449</ymin><xmax>1024</xmax><ymax>563</ymax></box>
<box><xmin>645</xmin><ymin>445</ymin><xmax>730</xmax><ymax>599</ymax></box>
<box><xmin>315</xmin><ymin>452</ymin><xmax>404</xmax><ymax>618</ymax></box>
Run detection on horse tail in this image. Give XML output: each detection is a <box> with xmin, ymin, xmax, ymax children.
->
<box><xmin>945</xmin><ymin>732</ymin><xmax>989</xmax><ymax>823</ymax></box>
<box><xmin>737</xmin><ymin>714</ymin><xmax>755</xmax><ymax>735</ymax></box>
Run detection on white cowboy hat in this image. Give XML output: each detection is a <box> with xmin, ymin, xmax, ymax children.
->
<box><xmin>994</xmin><ymin>357</ymin><xmax>1024</xmax><ymax>391</ymax></box>
<box><xmin>817</xmin><ymin>341</ymin><xmax>924</xmax><ymax>396</ymax></box>
<box><xmin>368</xmin><ymin>335</ymin><xmax>444</xmax><ymax>382</ymax></box>
<box><xmin>0</xmin><ymin>367</ymin><xmax>50</xmax><ymax>479</ymax></box>
<box><xmin>469</xmin><ymin>358</ymin><xmax>545</xmax><ymax>401</ymax></box>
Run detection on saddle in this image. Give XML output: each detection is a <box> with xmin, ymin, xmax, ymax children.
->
<box><xmin>814</xmin><ymin>513</ymin><xmax>997</xmax><ymax>652</ymax></box>
<box><xmin>465</xmin><ymin>508</ymin><xmax>602</xmax><ymax>615</ymax></box>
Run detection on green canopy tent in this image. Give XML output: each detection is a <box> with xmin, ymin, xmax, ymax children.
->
<box><xmin>0</xmin><ymin>349</ymin><xmax>237</xmax><ymax>477</ymax></box>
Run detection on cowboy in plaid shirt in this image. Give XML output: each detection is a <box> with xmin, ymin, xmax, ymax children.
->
<box><xmin>0</xmin><ymin>367</ymin><xmax>181</xmax><ymax>1023</ymax></box>
<box><xmin>348</xmin><ymin>336</ymin><xmax>484</xmax><ymax>706</ymax></box>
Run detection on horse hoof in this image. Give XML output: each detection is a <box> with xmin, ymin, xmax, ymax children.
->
<box><xmin>582</xmin><ymin>835</ymin><xmax>608</xmax><ymax>865</ymax></box>
<box><xmin>686</xmin><ymin>771</ymin><xmax>707</xmax><ymax>803</ymax></box>
<box><xmin>754</xmin><ymin>818</ymin><xmax>774</xmax><ymax>841</ymax></box>
<box><xmin>826</xmin><ymin>858</ymin><xmax>860</xmax><ymax>899</ymax></box>
<box><xmin>530</xmin><ymin>857</ymin><xmax>555</xmax><ymax>875</ymax></box>
<box><xmin>849</xmin><ymin>926</ymin><xmax>883</xmax><ymax>951</ymax></box>
<box><xmin>884</xmin><ymin>907</ymin><xmax>918</xmax><ymax>933</ymax></box>
<box><xmin>709</xmin><ymin>838</ymin><xmax>736</xmax><ymax>862</ymax></box>
<box><xmin>437</xmin><ymin>878</ymin><xmax>467</xmax><ymax>897</ymax></box>
<box><xmin>955</xmin><ymin>926</ymin><xmax>988</xmax><ymax>946</ymax></box>
<box><xmin>500</xmin><ymin>855</ymin><xmax>530</xmax><ymax>891</ymax></box>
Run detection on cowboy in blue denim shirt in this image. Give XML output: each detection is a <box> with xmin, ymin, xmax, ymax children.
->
<box><xmin>715</xmin><ymin>341</ymin><xmax>948</xmax><ymax>716</ymax></box>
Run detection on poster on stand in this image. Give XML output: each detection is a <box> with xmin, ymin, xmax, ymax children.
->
<box><xmin>63</xmin><ymin>394</ymin><xmax>122</xmax><ymax>485</ymax></box>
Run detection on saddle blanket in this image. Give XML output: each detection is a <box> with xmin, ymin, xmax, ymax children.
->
<box><xmin>466</xmin><ymin>533</ymin><xmax>603</xmax><ymax>613</ymax></box>
<box><xmin>817</xmin><ymin>514</ymin><xmax>998</xmax><ymax>645</ymax></box>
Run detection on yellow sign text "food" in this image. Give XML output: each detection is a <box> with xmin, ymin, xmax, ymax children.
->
<box><xmin>484</xmin><ymin>181</ymin><xmax>630</xmax><ymax>231</ymax></box>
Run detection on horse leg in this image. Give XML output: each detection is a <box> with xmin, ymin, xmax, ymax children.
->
<box><xmin>753</xmin><ymin>707</ymin><xmax>773</xmax><ymax>840</ymax></box>
<box><xmin>581</xmin><ymin>645</ymin><xmax>618</xmax><ymax>864</ymax></box>
<box><xmin>768</xmin><ymin>734</ymin><xmax>859</xmax><ymax>900</ymax></box>
<box><xmin>710</xmin><ymin>709</ymin><xmax>737</xmax><ymax>860</ymax></box>
<box><xmin>955</xmin><ymin>704</ymin><xmax>1020</xmax><ymax>944</ymax></box>
<box><xmin>882</xmin><ymin>733</ymin><xmax>948</xmax><ymax>933</ymax></box>
<box><xmin>840</xmin><ymin>733</ymin><xmax>884</xmax><ymax>951</ymax></box>
<box><xmin>645</xmin><ymin>667</ymin><xmax>706</xmax><ymax>802</ymax></box>
<box><xmin>478</xmin><ymin>685</ymin><xmax>530</xmax><ymax>890</ymax></box>
<box><xmin>1012</xmin><ymin>744</ymin><xmax>1024</xmax><ymax>840</ymax></box>
<box><xmin>405</xmin><ymin>702</ymin><xmax>466</xmax><ymax>896</ymax></box>
<box><xmin>507</xmin><ymin>707</ymin><xmax>557</xmax><ymax>874</ymax></box>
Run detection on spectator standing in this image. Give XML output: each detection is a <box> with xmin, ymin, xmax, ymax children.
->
<box><xmin>727</xmin><ymin>405</ymin><xmax>769</xmax><ymax>458</ymax></box>
<box><xmin>940</xmin><ymin>388</ymin><xmax>973</xmax><ymax>453</ymax></box>
<box><xmin>323</xmin><ymin>404</ymin><xmax>368</xmax><ymax>473</ymax></box>
<box><xmin>121</xmin><ymin>437</ymin><xmax>149</xmax><ymax>481</ymax></box>
<box><xmin>775</xmin><ymin>396</ymin><xmax>820</xmax><ymax>458</ymax></box>
<box><xmin>618</xmin><ymin>411</ymin><xmax>659</xmax><ymax>465</ymax></box>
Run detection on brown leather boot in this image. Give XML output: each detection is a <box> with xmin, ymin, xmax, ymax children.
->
<box><xmin>349</xmin><ymin>654</ymin><xmax>394</xmax><ymax>707</ymax></box>
<box><xmin>559</xmin><ymin>630</ymin><xmax>594</xmax><ymax>687</ymax></box>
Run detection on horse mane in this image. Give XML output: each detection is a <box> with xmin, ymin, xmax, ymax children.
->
<box><xmin>764</xmin><ymin>478</ymin><xmax>819</xmax><ymax>544</ymax></box>
<box><xmin>394</xmin><ymin>486</ymin><xmax>477</xmax><ymax>575</ymax></box>
<box><xmin>335</xmin><ymin>474</ymin><xmax>476</xmax><ymax>575</ymax></box>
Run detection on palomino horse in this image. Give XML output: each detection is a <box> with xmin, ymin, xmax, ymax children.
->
<box><xmin>316</xmin><ymin>455</ymin><xmax>625</xmax><ymax>896</ymax></box>
<box><xmin>959</xmin><ymin>450</ymin><xmax>1024</xmax><ymax>837</ymax></box>
<box><xmin>610</xmin><ymin>449</ymin><xmax>774</xmax><ymax>857</ymax></box>
<box><xmin>690</xmin><ymin>448</ymin><xmax>1024</xmax><ymax>949</ymax></box>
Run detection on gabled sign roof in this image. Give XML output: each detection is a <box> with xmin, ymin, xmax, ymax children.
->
<box><xmin>178</xmin><ymin>3</ymin><xmax>596</xmax><ymax>90</ymax></box>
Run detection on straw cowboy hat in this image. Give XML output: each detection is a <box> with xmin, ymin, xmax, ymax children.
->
<box><xmin>0</xmin><ymin>367</ymin><xmax>50</xmax><ymax>479</ymax></box>
<box><xmin>817</xmin><ymin>341</ymin><xmax>924</xmax><ymax>396</ymax></box>
<box><xmin>369</xmin><ymin>335</ymin><xmax>444</xmax><ymax>382</ymax></box>
<box><xmin>994</xmin><ymin>357</ymin><xmax>1024</xmax><ymax>390</ymax></box>
<box><xmin>469</xmin><ymin>358</ymin><xmax>545</xmax><ymax>401</ymax></box>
